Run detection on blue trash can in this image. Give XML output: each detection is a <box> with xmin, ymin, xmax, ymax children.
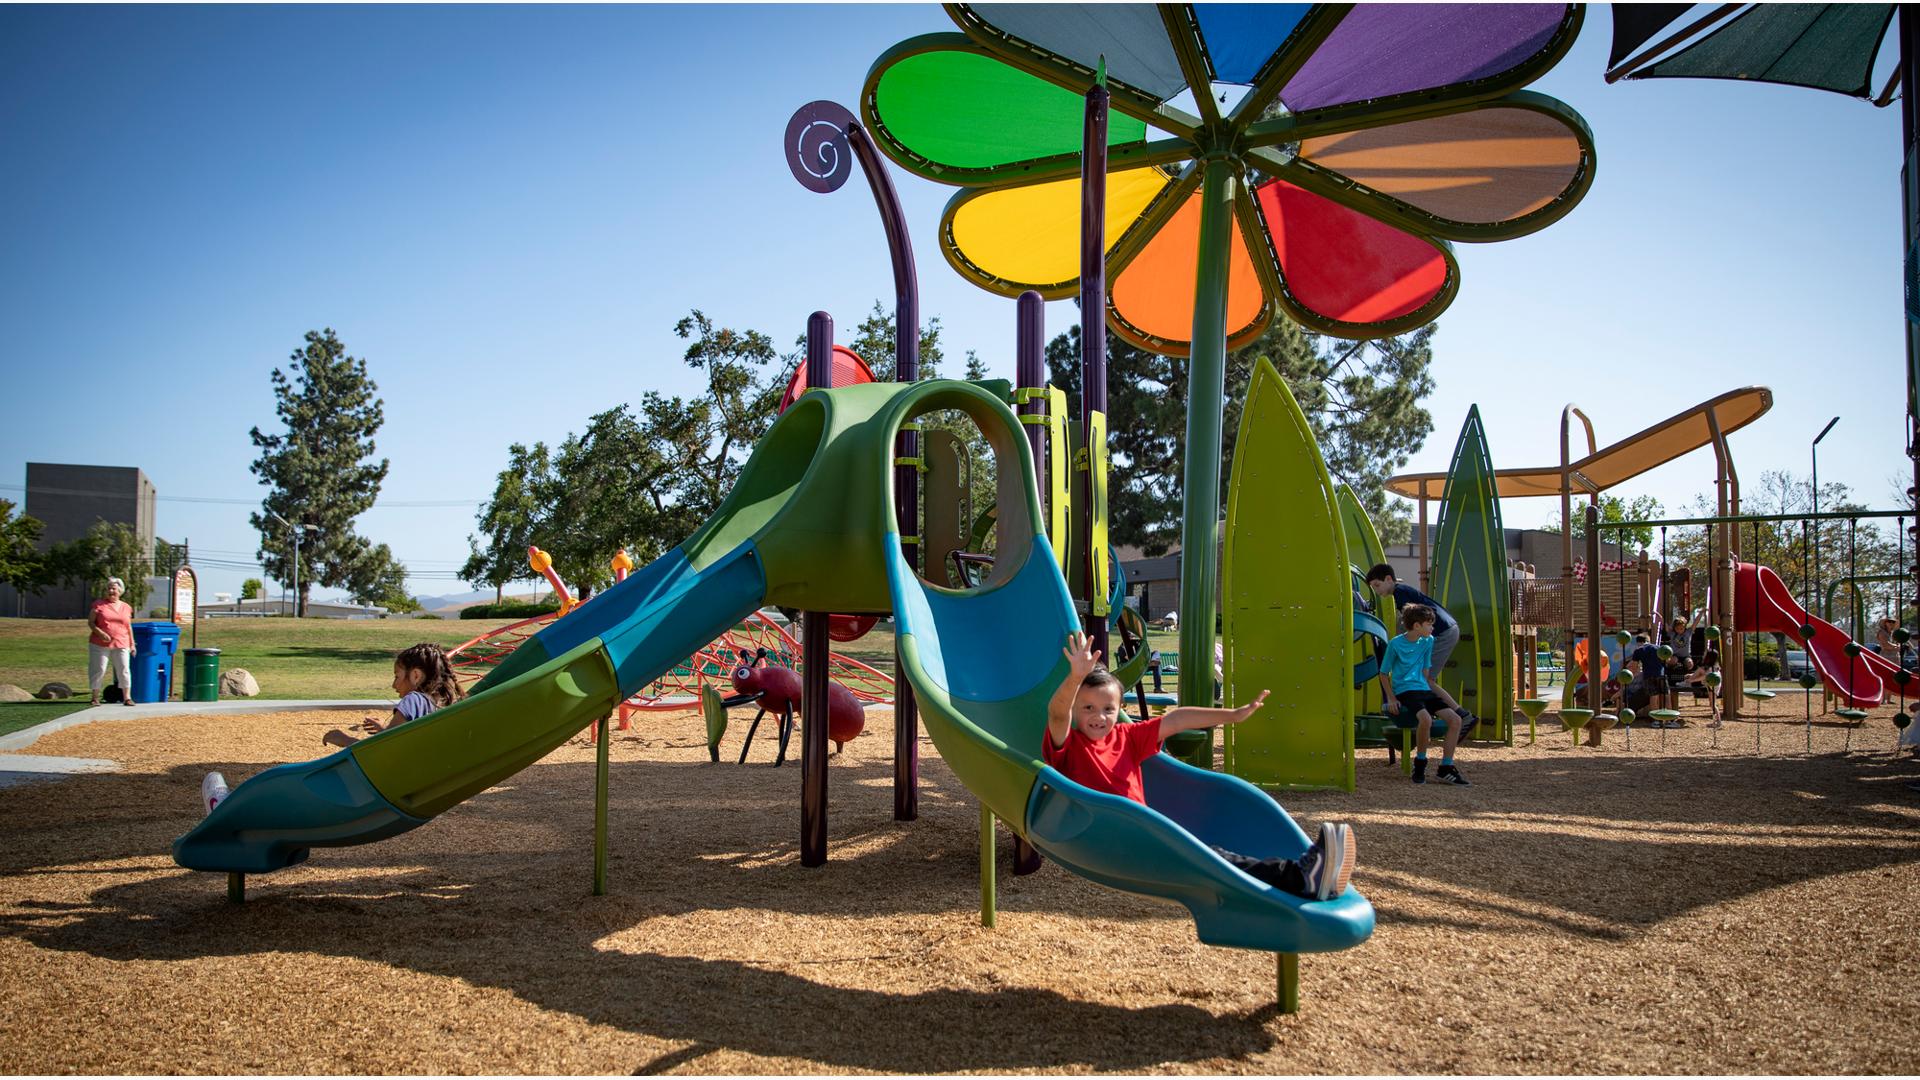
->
<box><xmin>130</xmin><ymin>621</ymin><xmax>181</xmax><ymax>704</ymax></box>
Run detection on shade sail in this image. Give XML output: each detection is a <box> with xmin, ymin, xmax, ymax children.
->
<box><xmin>1385</xmin><ymin>386</ymin><xmax>1773</xmax><ymax>500</ymax></box>
<box><xmin>1629</xmin><ymin>4</ymin><xmax>1896</xmax><ymax>101</ymax></box>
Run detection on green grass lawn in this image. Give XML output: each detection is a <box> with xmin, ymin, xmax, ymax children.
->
<box><xmin>0</xmin><ymin>615</ymin><xmax>521</xmax><ymax>712</ymax></box>
<box><xmin>0</xmin><ymin>615</ymin><xmax>1207</xmax><ymax>740</ymax></box>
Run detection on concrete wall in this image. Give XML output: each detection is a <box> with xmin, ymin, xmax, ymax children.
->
<box><xmin>0</xmin><ymin>463</ymin><xmax>156</xmax><ymax>619</ymax></box>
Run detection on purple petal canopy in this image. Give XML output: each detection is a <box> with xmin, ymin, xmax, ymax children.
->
<box><xmin>1283</xmin><ymin>4</ymin><xmax>1569</xmax><ymax>113</ymax></box>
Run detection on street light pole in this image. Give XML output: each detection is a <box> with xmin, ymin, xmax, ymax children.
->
<box><xmin>267</xmin><ymin>511</ymin><xmax>317</xmax><ymax>618</ymax></box>
<box><xmin>1812</xmin><ymin>416</ymin><xmax>1840</xmax><ymax>601</ymax></box>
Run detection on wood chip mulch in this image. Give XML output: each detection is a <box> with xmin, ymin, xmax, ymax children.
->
<box><xmin>1</xmin><ymin>695</ymin><xmax>1916</xmax><ymax>1075</ymax></box>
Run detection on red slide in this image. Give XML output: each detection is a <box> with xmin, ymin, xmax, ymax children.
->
<box><xmin>1731</xmin><ymin>562</ymin><xmax>1902</xmax><ymax>708</ymax></box>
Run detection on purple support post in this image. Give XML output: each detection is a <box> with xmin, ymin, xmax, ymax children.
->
<box><xmin>1012</xmin><ymin>290</ymin><xmax>1048</xmax><ymax>877</ymax></box>
<box><xmin>1080</xmin><ymin>75</ymin><xmax>1110</xmax><ymax>663</ymax></box>
<box><xmin>1901</xmin><ymin>8</ymin><xmax>1920</xmax><ymax>621</ymax></box>
<box><xmin>801</xmin><ymin>310</ymin><xmax>834</xmax><ymax>868</ymax></box>
<box><xmin>846</xmin><ymin>122</ymin><xmax>924</xmax><ymax>823</ymax></box>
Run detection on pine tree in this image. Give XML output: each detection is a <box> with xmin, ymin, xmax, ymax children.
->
<box><xmin>248</xmin><ymin>329</ymin><xmax>389</xmax><ymax>616</ymax></box>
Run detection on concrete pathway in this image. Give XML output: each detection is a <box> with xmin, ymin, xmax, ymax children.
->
<box><xmin>0</xmin><ymin>700</ymin><xmax>379</xmax><ymax>787</ymax></box>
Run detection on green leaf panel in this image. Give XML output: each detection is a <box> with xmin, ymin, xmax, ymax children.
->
<box><xmin>1429</xmin><ymin>406</ymin><xmax>1513</xmax><ymax>743</ymax></box>
<box><xmin>1222</xmin><ymin>358</ymin><xmax>1355</xmax><ymax>791</ymax></box>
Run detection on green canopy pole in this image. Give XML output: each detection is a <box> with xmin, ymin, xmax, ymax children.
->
<box><xmin>1175</xmin><ymin>155</ymin><xmax>1238</xmax><ymax>763</ymax></box>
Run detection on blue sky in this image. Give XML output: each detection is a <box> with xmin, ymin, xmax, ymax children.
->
<box><xmin>0</xmin><ymin>4</ymin><xmax>1907</xmax><ymax>602</ymax></box>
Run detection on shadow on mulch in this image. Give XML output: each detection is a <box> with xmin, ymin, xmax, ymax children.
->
<box><xmin>1</xmin><ymin>754</ymin><xmax>1282</xmax><ymax>1072</ymax></box>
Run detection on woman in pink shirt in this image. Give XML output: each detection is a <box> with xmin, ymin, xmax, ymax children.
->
<box><xmin>88</xmin><ymin>577</ymin><xmax>136</xmax><ymax>706</ymax></box>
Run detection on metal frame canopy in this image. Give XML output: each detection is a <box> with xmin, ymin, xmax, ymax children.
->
<box><xmin>860</xmin><ymin>3</ymin><xmax>1598</xmax><ymax>356</ymax></box>
<box><xmin>1384</xmin><ymin>387</ymin><xmax>1773</xmax><ymax>503</ymax></box>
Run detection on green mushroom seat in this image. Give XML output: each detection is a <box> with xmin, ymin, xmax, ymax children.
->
<box><xmin>1516</xmin><ymin>698</ymin><xmax>1549</xmax><ymax>744</ymax></box>
<box><xmin>1742</xmin><ymin>688</ymin><xmax>1777</xmax><ymax>700</ymax></box>
<box><xmin>1559</xmin><ymin>707</ymin><xmax>1593</xmax><ymax>733</ymax></box>
<box><xmin>1834</xmin><ymin>708</ymin><xmax>1870</xmax><ymax>721</ymax></box>
<box><xmin>1647</xmin><ymin>709</ymin><xmax>1682</xmax><ymax>726</ymax></box>
<box><xmin>1594</xmin><ymin>713</ymin><xmax>1619</xmax><ymax>730</ymax></box>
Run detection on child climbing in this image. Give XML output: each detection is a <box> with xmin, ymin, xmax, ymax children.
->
<box><xmin>1378</xmin><ymin>605</ymin><xmax>1471</xmax><ymax>785</ymax></box>
<box><xmin>1045</xmin><ymin>631</ymin><xmax>1355</xmax><ymax>901</ymax></box>
<box><xmin>322</xmin><ymin>643</ymin><xmax>465</xmax><ymax>749</ymax></box>
<box><xmin>1365</xmin><ymin>564</ymin><xmax>1457</xmax><ymax>685</ymax></box>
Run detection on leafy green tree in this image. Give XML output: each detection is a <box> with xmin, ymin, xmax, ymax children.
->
<box><xmin>462</xmin><ymin>442</ymin><xmax>550</xmax><ymax>604</ymax></box>
<box><xmin>341</xmin><ymin>537</ymin><xmax>416</xmax><ymax>612</ymax></box>
<box><xmin>240</xmin><ymin>577</ymin><xmax>264</xmax><ymax>601</ymax></box>
<box><xmin>0</xmin><ymin>499</ymin><xmax>48</xmax><ymax>596</ymax></box>
<box><xmin>1547</xmin><ymin>493</ymin><xmax>1664</xmax><ymax>551</ymax></box>
<box><xmin>248</xmin><ymin>328</ymin><xmax>389</xmax><ymax>616</ymax></box>
<box><xmin>845</xmin><ymin>300</ymin><xmax>950</xmax><ymax>381</ymax></box>
<box><xmin>1046</xmin><ymin>317</ymin><xmax>1437</xmax><ymax>553</ymax></box>
<box><xmin>539</xmin><ymin>405</ymin><xmax>674</xmax><ymax>599</ymax></box>
<box><xmin>48</xmin><ymin>521</ymin><xmax>151</xmax><ymax>609</ymax></box>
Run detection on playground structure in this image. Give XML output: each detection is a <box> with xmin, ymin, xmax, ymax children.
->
<box><xmin>1389</xmin><ymin>385</ymin><xmax>1917</xmax><ymax>739</ymax></box>
<box><xmin>165</xmin><ymin>3</ymin><xmax>1623</xmax><ymax>1011</ymax></box>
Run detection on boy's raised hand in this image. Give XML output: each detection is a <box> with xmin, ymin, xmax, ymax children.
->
<box><xmin>1062</xmin><ymin>630</ymin><xmax>1102</xmax><ymax>678</ymax></box>
<box><xmin>1224</xmin><ymin>689</ymin><xmax>1270</xmax><ymax>725</ymax></box>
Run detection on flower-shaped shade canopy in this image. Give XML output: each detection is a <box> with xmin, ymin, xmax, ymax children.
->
<box><xmin>862</xmin><ymin>4</ymin><xmax>1596</xmax><ymax>353</ymax></box>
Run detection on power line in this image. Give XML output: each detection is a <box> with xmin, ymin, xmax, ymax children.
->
<box><xmin>0</xmin><ymin>483</ymin><xmax>484</xmax><ymax>508</ymax></box>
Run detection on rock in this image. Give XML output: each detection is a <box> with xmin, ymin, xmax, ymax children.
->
<box><xmin>0</xmin><ymin>684</ymin><xmax>33</xmax><ymax>703</ymax></box>
<box><xmin>219</xmin><ymin>669</ymin><xmax>260</xmax><ymax>697</ymax></box>
<box><xmin>35</xmin><ymin>681</ymin><xmax>73</xmax><ymax>700</ymax></box>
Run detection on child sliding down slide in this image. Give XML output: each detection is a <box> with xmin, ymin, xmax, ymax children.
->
<box><xmin>1044</xmin><ymin>632</ymin><xmax>1356</xmax><ymax>900</ymax></box>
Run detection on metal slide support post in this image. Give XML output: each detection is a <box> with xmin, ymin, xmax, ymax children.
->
<box><xmin>847</xmin><ymin>122</ymin><xmax>924</xmax><ymax>824</ymax></box>
<box><xmin>1012</xmin><ymin>291</ymin><xmax>1048</xmax><ymax>878</ymax></box>
<box><xmin>801</xmin><ymin>311</ymin><xmax>834</xmax><ymax>868</ymax></box>
<box><xmin>1277</xmin><ymin>952</ymin><xmax>1300</xmax><ymax>1014</ymax></box>
<box><xmin>979</xmin><ymin>803</ymin><xmax>996</xmax><ymax>928</ymax></box>
<box><xmin>1080</xmin><ymin>76</ymin><xmax>1111</xmax><ymax>661</ymax></box>
<box><xmin>1707</xmin><ymin>407</ymin><xmax>1742</xmax><ymax>720</ymax></box>
<box><xmin>1177</xmin><ymin>157</ymin><xmax>1238</xmax><ymax>729</ymax></box>
<box><xmin>593</xmin><ymin>713</ymin><xmax>609</xmax><ymax>895</ymax></box>
<box><xmin>227</xmin><ymin>872</ymin><xmax>244</xmax><ymax>904</ymax></box>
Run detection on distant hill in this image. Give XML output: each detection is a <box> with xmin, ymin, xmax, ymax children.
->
<box><xmin>412</xmin><ymin>589</ymin><xmax>547</xmax><ymax>613</ymax></box>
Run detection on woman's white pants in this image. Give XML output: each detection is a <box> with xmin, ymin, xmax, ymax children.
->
<box><xmin>89</xmin><ymin>644</ymin><xmax>132</xmax><ymax>697</ymax></box>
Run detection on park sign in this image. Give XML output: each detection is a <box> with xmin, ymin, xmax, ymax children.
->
<box><xmin>172</xmin><ymin>564</ymin><xmax>198</xmax><ymax>647</ymax></box>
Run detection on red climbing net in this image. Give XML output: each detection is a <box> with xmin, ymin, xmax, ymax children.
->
<box><xmin>447</xmin><ymin>609</ymin><xmax>895</xmax><ymax>711</ymax></box>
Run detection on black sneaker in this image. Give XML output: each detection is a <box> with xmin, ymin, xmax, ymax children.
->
<box><xmin>1297</xmin><ymin>823</ymin><xmax>1356</xmax><ymax>901</ymax></box>
<box><xmin>1412</xmin><ymin>757</ymin><xmax>1428</xmax><ymax>784</ymax></box>
<box><xmin>1436</xmin><ymin>764</ymin><xmax>1471</xmax><ymax>786</ymax></box>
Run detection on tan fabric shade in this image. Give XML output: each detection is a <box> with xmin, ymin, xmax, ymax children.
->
<box><xmin>1386</xmin><ymin>386</ymin><xmax>1773</xmax><ymax>501</ymax></box>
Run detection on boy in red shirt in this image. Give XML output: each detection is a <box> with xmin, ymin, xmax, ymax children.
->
<box><xmin>1043</xmin><ymin>631</ymin><xmax>1355</xmax><ymax>900</ymax></box>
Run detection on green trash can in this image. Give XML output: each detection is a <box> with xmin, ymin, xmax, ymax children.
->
<box><xmin>183</xmin><ymin>648</ymin><xmax>221</xmax><ymax>702</ymax></box>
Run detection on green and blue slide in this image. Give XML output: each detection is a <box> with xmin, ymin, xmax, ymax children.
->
<box><xmin>175</xmin><ymin>379</ymin><xmax>1372</xmax><ymax>957</ymax></box>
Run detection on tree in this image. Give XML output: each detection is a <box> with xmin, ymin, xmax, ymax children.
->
<box><xmin>0</xmin><ymin>500</ymin><xmax>48</xmax><ymax>597</ymax></box>
<box><xmin>48</xmin><ymin>521</ymin><xmax>151</xmax><ymax>609</ymax></box>
<box><xmin>846</xmin><ymin>300</ymin><xmax>950</xmax><ymax>381</ymax></box>
<box><xmin>1046</xmin><ymin>316</ymin><xmax>1438</xmax><ymax>554</ymax></box>
<box><xmin>240</xmin><ymin>578</ymin><xmax>264</xmax><ymax>601</ymax></box>
<box><xmin>1546</xmin><ymin>493</ymin><xmax>1664</xmax><ymax>551</ymax></box>
<box><xmin>341</xmin><ymin>537</ymin><xmax>417</xmax><ymax>613</ymax></box>
<box><xmin>248</xmin><ymin>328</ymin><xmax>389</xmax><ymax>616</ymax></box>
<box><xmin>462</xmin><ymin>442</ymin><xmax>550</xmax><ymax>604</ymax></box>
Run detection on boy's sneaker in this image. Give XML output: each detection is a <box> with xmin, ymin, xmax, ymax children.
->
<box><xmin>1411</xmin><ymin>757</ymin><xmax>1428</xmax><ymax>784</ymax></box>
<box><xmin>1297</xmin><ymin>823</ymin><xmax>1356</xmax><ymax>901</ymax></box>
<box><xmin>1436</xmin><ymin>763</ymin><xmax>1471</xmax><ymax>786</ymax></box>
